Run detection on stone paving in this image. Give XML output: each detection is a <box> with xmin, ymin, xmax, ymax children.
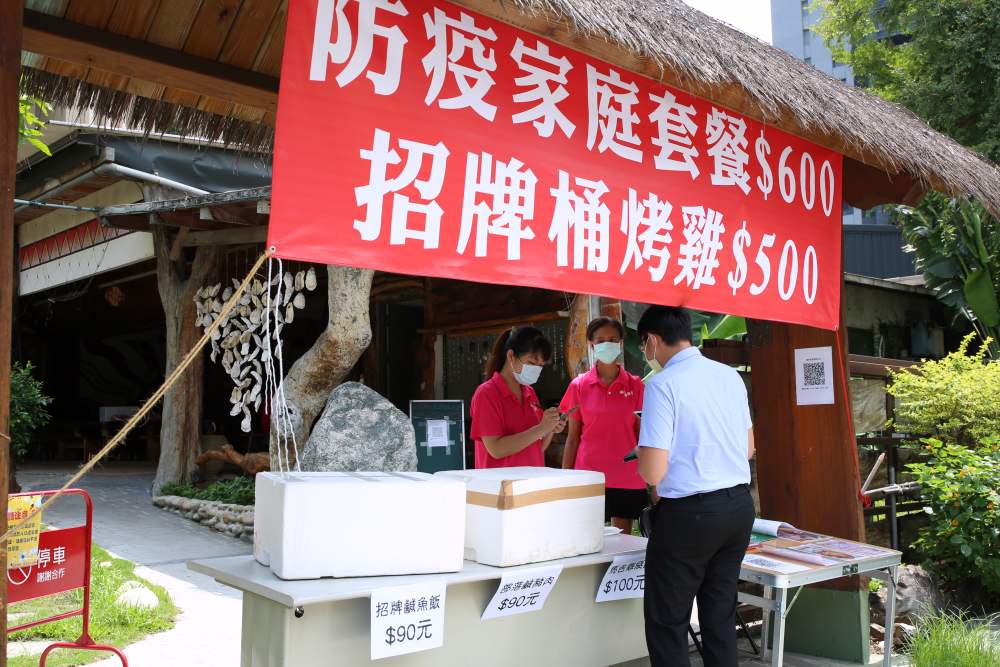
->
<box><xmin>16</xmin><ymin>463</ymin><xmax>249</xmax><ymax>666</ymax></box>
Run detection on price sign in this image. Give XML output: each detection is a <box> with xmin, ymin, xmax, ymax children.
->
<box><xmin>370</xmin><ymin>582</ymin><xmax>447</xmax><ymax>660</ymax></box>
<box><xmin>595</xmin><ymin>553</ymin><xmax>646</xmax><ymax>602</ymax></box>
<box><xmin>481</xmin><ymin>565</ymin><xmax>562</xmax><ymax>620</ymax></box>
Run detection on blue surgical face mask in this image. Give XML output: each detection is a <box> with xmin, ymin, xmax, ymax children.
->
<box><xmin>513</xmin><ymin>359</ymin><xmax>543</xmax><ymax>386</ymax></box>
<box><xmin>593</xmin><ymin>341</ymin><xmax>622</xmax><ymax>365</ymax></box>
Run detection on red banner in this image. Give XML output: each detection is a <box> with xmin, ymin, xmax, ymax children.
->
<box><xmin>269</xmin><ymin>0</ymin><xmax>843</xmax><ymax>329</ymax></box>
<box><xmin>7</xmin><ymin>526</ymin><xmax>87</xmax><ymax>604</ymax></box>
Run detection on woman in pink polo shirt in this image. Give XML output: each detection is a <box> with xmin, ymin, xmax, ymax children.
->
<box><xmin>560</xmin><ymin>317</ymin><xmax>645</xmax><ymax>533</ymax></box>
<box><xmin>470</xmin><ymin>326</ymin><xmax>566</xmax><ymax>468</ymax></box>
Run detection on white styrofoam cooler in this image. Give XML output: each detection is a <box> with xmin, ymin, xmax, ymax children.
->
<box><xmin>435</xmin><ymin>467</ymin><xmax>605</xmax><ymax>567</ymax></box>
<box><xmin>253</xmin><ymin>471</ymin><xmax>466</xmax><ymax>580</ymax></box>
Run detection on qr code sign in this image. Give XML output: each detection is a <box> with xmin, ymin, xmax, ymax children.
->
<box><xmin>803</xmin><ymin>362</ymin><xmax>826</xmax><ymax>387</ymax></box>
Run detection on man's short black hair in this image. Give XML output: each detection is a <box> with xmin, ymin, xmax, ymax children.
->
<box><xmin>637</xmin><ymin>306</ymin><xmax>693</xmax><ymax>345</ymax></box>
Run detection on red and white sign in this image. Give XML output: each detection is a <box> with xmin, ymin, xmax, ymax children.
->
<box><xmin>269</xmin><ymin>0</ymin><xmax>843</xmax><ymax>329</ymax></box>
<box><xmin>7</xmin><ymin>526</ymin><xmax>87</xmax><ymax>604</ymax></box>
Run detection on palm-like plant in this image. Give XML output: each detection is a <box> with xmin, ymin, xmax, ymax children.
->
<box><xmin>897</xmin><ymin>194</ymin><xmax>1000</xmax><ymax>358</ymax></box>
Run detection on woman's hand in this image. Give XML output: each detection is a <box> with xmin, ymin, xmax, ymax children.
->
<box><xmin>538</xmin><ymin>407</ymin><xmax>563</xmax><ymax>435</ymax></box>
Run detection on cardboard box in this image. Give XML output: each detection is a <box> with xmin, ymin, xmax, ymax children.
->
<box><xmin>253</xmin><ymin>471</ymin><xmax>466</xmax><ymax>579</ymax></box>
<box><xmin>435</xmin><ymin>467</ymin><xmax>605</xmax><ymax>567</ymax></box>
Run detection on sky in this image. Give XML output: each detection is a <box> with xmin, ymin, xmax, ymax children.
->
<box><xmin>681</xmin><ymin>0</ymin><xmax>773</xmax><ymax>44</ymax></box>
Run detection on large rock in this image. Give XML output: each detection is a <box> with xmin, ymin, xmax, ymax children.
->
<box><xmin>115</xmin><ymin>581</ymin><xmax>159</xmax><ymax>610</ymax></box>
<box><xmin>870</xmin><ymin>564</ymin><xmax>945</xmax><ymax>626</ymax></box>
<box><xmin>300</xmin><ymin>382</ymin><xmax>417</xmax><ymax>472</ymax></box>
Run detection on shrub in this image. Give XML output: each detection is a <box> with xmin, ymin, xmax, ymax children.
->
<box><xmin>10</xmin><ymin>361</ymin><xmax>52</xmax><ymax>462</ymax></box>
<box><xmin>907</xmin><ymin>610</ymin><xmax>1000</xmax><ymax>667</ymax></box>
<box><xmin>886</xmin><ymin>334</ymin><xmax>1000</xmax><ymax>447</ymax></box>
<box><xmin>159</xmin><ymin>477</ymin><xmax>255</xmax><ymax>505</ymax></box>
<box><xmin>906</xmin><ymin>438</ymin><xmax>1000</xmax><ymax>594</ymax></box>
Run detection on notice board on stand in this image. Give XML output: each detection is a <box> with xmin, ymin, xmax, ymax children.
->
<box><xmin>410</xmin><ymin>400</ymin><xmax>466</xmax><ymax>473</ymax></box>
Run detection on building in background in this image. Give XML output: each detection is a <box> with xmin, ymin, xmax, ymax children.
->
<box><xmin>771</xmin><ymin>0</ymin><xmax>899</xmax><ymax>229</ymax></box>
<box><xmin>772</xmin><ymin>0</ymin><xmax>912</xmax><ymax>278</ymax></box>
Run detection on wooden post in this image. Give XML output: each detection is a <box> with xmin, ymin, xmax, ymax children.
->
<box><xmin>0</xmin><ymin>1</ymin><xmax>25</xmax><ymax>660</ymax></box>
<box><xmin>747</xmin><ymin>305</ymin><xmax>870</xmax><ymax>662</ymax></box>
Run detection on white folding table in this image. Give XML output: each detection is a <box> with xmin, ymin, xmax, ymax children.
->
<box><xmin>739</xmin><ymin>550</ymin><xmax>901</xmax><ymax>667</ymax></box>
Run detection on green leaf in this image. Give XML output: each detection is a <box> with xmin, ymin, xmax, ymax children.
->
<box><xmin>924</xmin><ymin>256</ymin><xmax>960</xmax><ymax>279</ymax></box>
<box><xmin>963</xmin><ymin>269</ymin><xmax>1000</xmax><ymax>327</ymax></box>
<box><xmin>960</xmin><ymin>543</ymin><xmax>973</xmax><ymax>557</ymax></box>
<box><xmin>705</xmin><ymin>315</ymin><xmax>747</xmax><ymax>341</ymax></box>
<box><xmin>26</xmin><ymin>136</ymin><xmax>51</xmax><ymax>157</ymax></box>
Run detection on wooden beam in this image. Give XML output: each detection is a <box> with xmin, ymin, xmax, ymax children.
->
<box><xmin>183</xmin><ymin>227</ymin><xmax>268</xmax><ymax>247</ymax></box>
<box><xmin>0</xmin><ymin>2</ymin><xmax>23</xmax><ymax>660</ymax></box>
<box><xmin>98</xmin><ymin>186</ymin><xmax>272</xmax><ymax>217</ymax></box>
<box><xmin>21</xmin><ymin>10</ymin><xmax>279</xmax><ymax>112</ymax></box>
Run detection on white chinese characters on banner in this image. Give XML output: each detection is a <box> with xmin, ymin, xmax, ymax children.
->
<box><xmin>648</xmin><ymin>90</ymin><xmax>700</xmax><ymax>178</ymax></box>
<box><xmin>674</xmin><ymin>206</ymin><xmax>726</xmax><ymax>289</ymax></box>
<box><xmin>705</xmin><ymin>107</ymin><xmax>751</xmax><ymax>194</ymax></box>
<box><xmin>510</xmin><ymin>38</ymin><xmax>575</xmax><ymax>139</ymax></box>
<box><xmin>460</xmin><ymin>152</ymin><xmax>537</xmax><ymax>260</ymax></box>
<box><xmin>620</xmin><ymin>189</ymin><xmax>674</xmax><ymax>282</ymax></box>
<box><xmin>356</xmin><ymin>129</ymin><xmax>450</xmax><ymax>248</ymax></box>
<box><xmin>423</xmin><ymin>8</ymin><xmax>498</xmax><ymax>120</ymax></box>
<box><xmin>548</xmin><ymin>172</ymin><xmax>611</xmax><ymax>272</ymax></box>
<box><xmin>586</xmin><ymin>65</ymin><xmax>643</xmax><ymax>163</ymax></box>
<box><xmin>310</xmin><ymin>0</ymin><xmax>409</xmax><ymax>95</ymax></box>
<box><xmin>277</xmin><ymin>0</ymin><xmax>845</xmax><ymax>331</ymax></box>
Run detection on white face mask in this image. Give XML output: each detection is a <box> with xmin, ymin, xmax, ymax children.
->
<box><xmin>643</xmin><ymin>338</ymin><xmax>663</xmax><ymax>376</ymax></box>
<box><xmin>593</xmin><ymin>341</ymin><xmax>622</xmax><ymax>365</ymax></box>
<box><xmin>513</xmin><ymin>359</ymin><xmax>543</xmax><ymax>386</ymax></box>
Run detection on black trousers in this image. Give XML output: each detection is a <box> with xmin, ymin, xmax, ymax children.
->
<box><xmin>644</xmin><ymin>485</ymin><xmax>755</xmax><ymax>667</ymax></box>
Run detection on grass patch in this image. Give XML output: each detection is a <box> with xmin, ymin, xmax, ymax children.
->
<box><xmin>7</xmin><ymin>543</ymin><xmax>176</xmax><ymax>667</ymax></box>
<box><xmin>907</xmin><ymin>610</ymin><xmax>1000</xmax><ymax>667</ymax></box>
<box><xmin>160</xmin><ymin>476</ymin><xmax>254</xmax><ymax>505</ymax></box>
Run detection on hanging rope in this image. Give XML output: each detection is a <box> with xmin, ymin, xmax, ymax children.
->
<box><xmin>0</xmin><ymin>250</ymin><xmax>273</xmax><ymax>549</ymax></box>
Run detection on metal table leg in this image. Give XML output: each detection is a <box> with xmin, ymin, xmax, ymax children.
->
<box><xmin>883</xmin><ymin>566</ymin><xmax>898</xmax><ymax>667</ymax></box>
<box><xmin>772</xmin><ymin>587</ymin><xmax>788</xmax><ymax>667</ymax></box>
<box><xmin>761</xmin><ymin>585</ymin><xmax>772</xmax><ymax>660</ymax></box>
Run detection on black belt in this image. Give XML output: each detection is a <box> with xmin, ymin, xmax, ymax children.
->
<box><xmin>662</xmin><ymin>484</ymin><xmax>749</xmax><ymax>503</ymax></box>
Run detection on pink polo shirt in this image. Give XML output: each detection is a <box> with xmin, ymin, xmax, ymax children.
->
<box><xmin>559</xmin><ymin>366</ymin><xmax>645</xmax><ymax>489</ymax></box>
<box><xmin>470</xmin><ymin>372</ymin><xmax>545</xmax><ymax>469</ymax></box>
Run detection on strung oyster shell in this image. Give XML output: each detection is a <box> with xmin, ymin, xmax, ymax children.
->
<box><xmin>284</xmin><ymin>272</ymin><xmax>294</xmax><ymax>292</ymax></box>
<box><xmin>229</xmin><ymin>402</ymin><xmax>242</xmax><ymax>417</ymax></box>
<box><xmin>230</xmin><ymin>387</ymin><xmax>242</xmax><ymax>404</ymax></box>
<box><xmin>305</xmin><ymin>267</ymin><xmax>317</xmax><ymax>291</ymax></box>
<box><xmin>294</xmin><ymin>271</ymin><xmax>305</xmax><ymax>291</ymax></box>
<box><xmin>285</xmin><ymin>303</ymin><xmax>295</xmax><ymax>324</ymax></box>
<box><xmin>240</xmin><ymin>407</ymin><xmax>252</xmax><ymax>433</ymax></box>
<box><xmin>293</xmin><ymin>292</ymin><xmax>306</xmax><ymax>310</ymax></box>
<box><xmin>222</xmin><ymin>287</ymin><xmax>233</xmax><ymax>301</ymax></box>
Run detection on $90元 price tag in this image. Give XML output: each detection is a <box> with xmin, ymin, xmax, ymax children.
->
<box><xmin>482</xmin><ymin>565</ymin><xmax>562</xmax><ymax>620</ymax></box>
<box><xmin>370</xmin><ymin>582</ymin><xmax>447</xmax><ymax>660</ymax></box>
<box><xmin>596</xmin><ymin>553</ymin><xmax>646</xmax><ymax>602</ymax></box>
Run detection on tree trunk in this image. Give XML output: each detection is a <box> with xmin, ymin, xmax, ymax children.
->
<box><xmin>152</xmin><ymin>222</ymin><xmax>221</xmax><ymax>494</ymax></box>
<box><xmin>270</xmin><ymin>266</ymin><xmax>375</xmax><ymax>469</ymax></box>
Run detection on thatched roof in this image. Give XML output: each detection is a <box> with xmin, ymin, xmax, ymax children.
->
<box><xmin>19</xmin><ymin>0</ymin><xmax>1000</xmax><ymax>214</ymax></box>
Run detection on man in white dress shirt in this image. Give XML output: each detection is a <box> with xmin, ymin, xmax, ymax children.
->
<box><xmin>636</xmin><ymin>306</ymin><xmax>755</xmax><ymax>667</ymax></box>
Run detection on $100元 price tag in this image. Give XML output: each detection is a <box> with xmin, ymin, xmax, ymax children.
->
<box><xmin>596</xmin><ymin>553</ymin><xmax>646</xmax><ymax>602</ymax></box>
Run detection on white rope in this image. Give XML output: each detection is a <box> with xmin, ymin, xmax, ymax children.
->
<box><xmin>264</xmin><ymin>255</ymin><xmax>284</xmax><ymax>475</ymax></box>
